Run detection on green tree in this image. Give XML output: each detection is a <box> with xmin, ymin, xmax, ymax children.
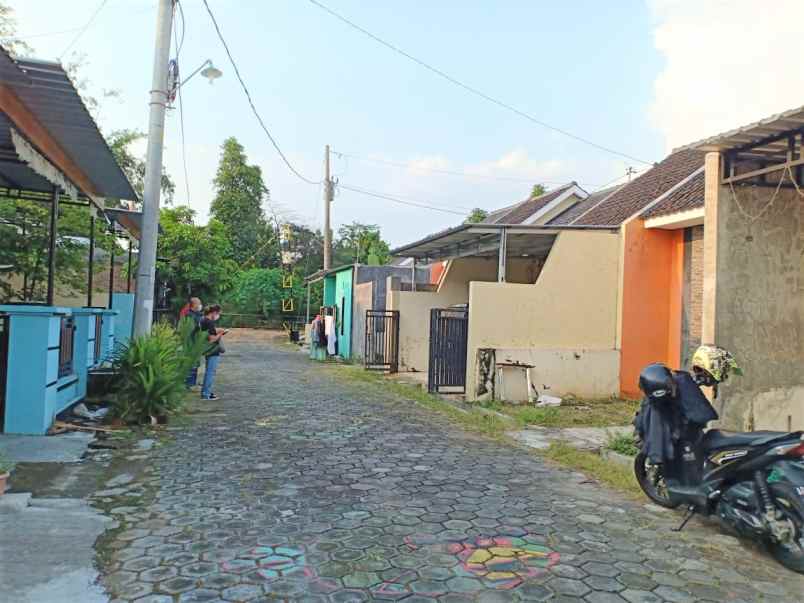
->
<box><xmin>531</xmin><ymin>183</ymin><xmax>547</xmax><ymax>198</ymax></box>
<box><xmin>465</xmin><ymin>208</ymin><xmax>488</xmax><ymax>223</ymax></box>
<box><xmin>335</xmin><ymin>222</ymin><xmax>391</xmax><ymax>266</ymax></box>
<box><xmin>156</xmin><ymin>206</ymin><xmax>238</xmax><ymax>306</ymax></box>
<box><xmin>0</xmin><ymin>2</ymin><xmax>32</xmax><ymax>57</ymax></box>
<box><xmin>287</xmin><ymin>223</ymin><xmax>324</xmax><ymax>276</ymax></box>
<box><xmin>108</xmin><ymin>129</ymin><xmax>175</xmax><ymax>206</ymax></box>
<box><xmin>225</xmin><ymin>267</ymin><xmax>307</xmax><ymax>318</ymax></box>
<box><xmin>210</xmin><ymin>137</ymin><xmax>269</xmax><ymax>265</ymax></box>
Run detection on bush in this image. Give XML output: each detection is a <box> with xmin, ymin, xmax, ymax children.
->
<box><xmin>110</xmin><ymin>320</ymin><xmax>207</xmax><ymax>424</ymax></box>
<box><xmin>0</xmin><ymin>453</ymin><xmax>14</xmax><ymax>474</ymax></box>
<box><xmin>606</xmin><ymin>431</ymin><xmax>639</xmax><ymax>457</ymax></box>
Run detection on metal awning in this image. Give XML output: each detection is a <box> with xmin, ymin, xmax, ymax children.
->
<box><xmin>390</xmin><ymin>223</ymin><xmax>615</xmax><ymax>262</ymax></box>
<box><xmin>104</xmin><ymin>207</ymin><xmax>145</xmax><ymax>241</ymax></box>
<box><xmin>303</xmin><ymin>263</ymin><xmax>355</xmax><ymax>285</ymax></box>
<box><xmin>0</xmin><ymin>48</ymin><xmax>137</xmax><ymax>201</ymax></box>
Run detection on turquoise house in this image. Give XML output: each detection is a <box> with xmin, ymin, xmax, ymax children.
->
<box><xmin>0</xmin><ymin>46</ymin><xmax>138</xmax><ymax>433</ymax></box>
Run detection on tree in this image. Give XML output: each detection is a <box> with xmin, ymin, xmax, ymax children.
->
<box><xmin>210</xmin><ymin>137</ymin><xmax>269</xmax><ymax>265</ymax></box>
<box><xmin>156</xmin><ymin>206</ymin><xmax>239</xmax><ymax>306</ymax></box>
<box><xmin>108</xmin><ymin>129</ymin><xmax>175</xmax><ymax>206</ymax></box>
<box><xmin>286</xmin><ymin>223</ymin><xmax>324</xmax><ymax>277</ymax></box>
<box><xmin>0</xmin><ymin>3</ymin><xmax>32</xmax><ymax>57</ymax></box>
<box><xmin>465</xmin><ymin>208</ymin><xmax>488</xmax><ymax>223</ymax></box>
<box><xmin>531</xmin><ymin>183</ymin><xmax>547</xmax><ymax>198</ymax></box>
<box><xmin>334</xmin><ymin>222</ymin><xmax>391</xmax><ymax>266</ymax></box>
<box><xmin>225</xmin><ymin>267</ymin><xmax>308</xmax><ymax>318</ymax></box>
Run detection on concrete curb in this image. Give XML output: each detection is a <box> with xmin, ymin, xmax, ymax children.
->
<box><xmin>600</xmin><ymin>448</ymin><xmax>635</xmax><ymax>468</ymax></box>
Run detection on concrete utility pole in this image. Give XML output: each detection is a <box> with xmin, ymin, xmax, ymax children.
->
<box><xmin>323</xmin><ymin>144</ymin><xmax>333</xmax><ymax>270</ymax></box>
<box><xmin>133</xmin><ymin>0</ymin><xmax>175</xmax><ymax>336</ymax></box>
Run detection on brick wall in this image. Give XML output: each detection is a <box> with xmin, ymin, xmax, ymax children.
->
<box><xmin>682</xmin><ymin>225</ymin><xmax>704</xmax><ymax>366</ymax></box>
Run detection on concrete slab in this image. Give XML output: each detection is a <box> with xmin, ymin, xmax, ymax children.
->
<box><xmin>0</xmin><ymin>497</ymin><xmax>114</xmax><ymax>603</ymax></box>
<box><xmin>507</xmin><ymin>425</ymin><xmax>632</xmax><ymax>451</ymax></box>
<box><xmin>0</xmin><ymin>432</ymin><xmax>94</xmax><ymax>463</ymax></box>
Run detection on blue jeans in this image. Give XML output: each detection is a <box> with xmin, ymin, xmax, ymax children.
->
<box><xmin>186</xmin><ymin>365</ymin><xmax>199</xmax><ymax>387</ymax></box>
<box><xmin>201</xmin><ymin>355</ymin><xmax>220</xmax><ymax>399</ymax></box>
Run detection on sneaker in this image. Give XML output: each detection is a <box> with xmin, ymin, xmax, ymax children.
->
<box><xmin>202</xmin><ymin>393</ymin><xmax>219</xmax><ymax>401</ymax></box>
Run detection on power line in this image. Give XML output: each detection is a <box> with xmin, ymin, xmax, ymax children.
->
<box><xmin>308</xmin><ymin>0</ymin><xmax>653</xmax><ymax>166</ymax></box>
<box><xmin>174</xmin><ymin>2</ymin><xmax>190</xmax><ymax>205</ymax></box>
<box><xmin>334</xmin><ymin>150</ymin><xmax>602</xmax><ymax>187</ymax></box>
<box><xmin>201</xmin><ymin>0</ymin><xmax>320</xmax><ymax>185</ymax></box>
<box><xmin>338</xmin><ymin>183</ymin><xmax>468</xmax><ymax>216</ymax></box>
<box><xmin>59</xmin><ymin>0</ymin><xmax>110</xmax><ymax>60</ymax></box>
<box><xmin>12</xmin><ymin>2</ymin><xmax>157</xmax><ymax>43</ymax></box>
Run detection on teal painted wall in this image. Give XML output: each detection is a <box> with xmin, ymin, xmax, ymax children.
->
<box><xmin>112</xmin><ymin>293</ymin><xmax>135</xmax><ymax>348</ymax></box>
<box><xmin>334</xmin><ymin>268</ymin><xmax>354</xmax><ymax>359</ymax></box>
<box><xmin>323</xmin><ymin>275</ymin><xmax>336</xmax><ymax>307</ymax></box>
<box><xmin>0</xmin><ymin>306</ymin><xmax>82</xmax><ymax>434</ymax></box>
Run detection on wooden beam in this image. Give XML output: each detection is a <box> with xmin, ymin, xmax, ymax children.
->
<box><xmin>0</xmin><ymin>84</ymin><xmax>99</xmax><ymax>197</ymax></box>
<box><xmin>721</xmin><ymin>157</ymin><xmax>804</xmax><ymax>184</ymax></box>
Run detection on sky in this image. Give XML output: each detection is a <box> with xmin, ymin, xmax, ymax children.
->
<box><xmin>8</xmin><ymin>0</ymin><xmax>804</xmax><ymax>247</ymax></box>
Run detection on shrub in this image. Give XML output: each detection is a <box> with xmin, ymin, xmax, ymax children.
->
<box><xmin>110</xmin><ymin>320</ymin><xmax>206</xmax><ymax>424</ymax></box>
<box><xmin>0</xmin><ymin>453</ymin><xmax>14</xmax><ymax>474</ymax></box>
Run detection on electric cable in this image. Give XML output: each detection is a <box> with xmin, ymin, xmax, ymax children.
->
<box><xmin>308</xmin><ymin>0</ymin><xmax>653</xmax><ymax>166</ymax></box>
<box><xmin>59</xmin><ymin>0</ymin><xmax>110</xmax><ymax>60</ymax></box>
<box><xmin>173</xmin><ymin>2</ymin><xmax>191</xmax><ymax>205</ymax></box>
<box><xmin>201</xmin><ymin>0</ymin><xmax>320</xmax><ymax>185</ymax></box>
<box><xmin>338</xmin><ymin>183</ymin><xmax>468</xmax><ymax>216</ymax></box>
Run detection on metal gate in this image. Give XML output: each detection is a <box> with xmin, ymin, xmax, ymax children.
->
<box><xmin>364</xmin><ymin>310</ymin><xmax>400</xmax><ymax>372</ymax></box>
<box><xmin>0</xmin><ymin>314</ymin><xmax>9</xmax><ymax>432</ymax></box>
<box><xmin>428</xmin><ymin>307</ymin><xmax>469</xmax><ymax>393</ymax></box>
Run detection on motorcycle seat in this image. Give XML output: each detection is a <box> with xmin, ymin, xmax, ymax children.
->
<box><xmin>703</xmin><ymin>429</ymin><xmax>786</xmax><ymax>450</ymax></box>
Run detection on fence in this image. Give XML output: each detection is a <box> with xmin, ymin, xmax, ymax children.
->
<box><xmin>58</xmin><ymin>315</ymin><xmax>75</xmax><ymax>378</ymax></box>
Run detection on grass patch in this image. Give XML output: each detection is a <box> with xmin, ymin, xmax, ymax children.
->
<box><xmin>333</xmin><ymin>366</ymin><xmax>512</xmax><ymax>438</ymax></box>
<box><xmin>480</xmin><ymin>397</ymin><xmax>639</xmax><ymax>429</ymax></box>
<box><xmin>606</xmin><ymin>431</ymin><xmax>639</xmax><ymax>456</ymax></box>
<box><xmin>542</xmin><ymin>441</ymin><xmax>641</xmax><ymax>496</ymax></box>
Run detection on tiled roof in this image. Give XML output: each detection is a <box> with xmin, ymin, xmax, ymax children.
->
<box><xmin>488</xmin><ymin>182</ymin><xmax>578</xmax><ymax>224</ymax></box>
<box><xmin>642</xmin><ymin>171</ymin><xmax>704</xmax><ymax>219</ymax></box>
<box><xmin>547</xmin><ymin>184</ymin><xmax>622</xmax><ymax>225</ymax></box>
<box><xmin>573</xmin><ymin>150</ymin><xmax>705</xmax><ymax>226</ymax></box>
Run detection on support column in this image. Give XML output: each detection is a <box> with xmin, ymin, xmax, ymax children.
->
<box><xmin>108</xmin><ymin>222</ymin><xmax>116</xmax><ymax>310</ymax></box>
<box><xmin>702</xmin><ymin>151</ymin><xmax>721</xmax><ymax>344</ymax></box>
<box><xmin>46</xmin><ymin>186</ymin><xmax>59</xmax><ymax>306</ymax></box>
<box><xmin>497</xmin><ymin>228</ymin><xmax>508</xmax><ymax>283</ymax></box>
<box><xmin>411</xmin><ymin>257</ymin><xmax>416</xmax><ymax>292</ymax></box>
<box><xmin>127</xmin><ymin>238</ymin><xmax>134</xmax><ymax>293</ymax></box>
<box><xmin>87</xmin><ymin>213</ymin><xmax>95</xmax><ymax>307</ymax></box>
<box><xmin>306</xmin><ymin>282</ymin><xmax>311</xmax><ymax>323</ymax></box>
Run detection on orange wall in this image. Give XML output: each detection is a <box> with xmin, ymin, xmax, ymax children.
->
<box><xmin>430</xmin><ymin>261</ymin><xmax>447</xmax><ymax>285</ymax></box>
<box><xmin>620</xmin><ymin>219</ymin><xmax>684</xmax><ymax>398</ymax></box>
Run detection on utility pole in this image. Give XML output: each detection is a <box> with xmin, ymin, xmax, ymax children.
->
<box><xmin>133</xmin><ymin>0</ymin><xmax>174</xmax><ymax>336</ymax></box>
<box><xmin>323</xmin><ymin>145</ymin><xmax>333</xmax><ymax>270</ymax></box>
<box><xmin>626</xmin><ymin>166</ymin><xmax>636</xmax><ymax>182</ymax></box>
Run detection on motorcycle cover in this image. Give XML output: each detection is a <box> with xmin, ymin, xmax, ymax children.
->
<box><xmin>634</xmin><ymin>370</ymin><xmax>718</xmax><ymax>464</ymax></box>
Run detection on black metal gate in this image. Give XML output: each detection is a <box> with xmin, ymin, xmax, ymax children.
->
<box><xmin>428</xmin><ymin>307</ymin><xmax>469</xmax><ymax>393</ymax></box>
<box><xmin>364</xmin><ymin>310</ymin><xmax>400</xmax><ymax>372</ymax></box>
<box><xmin>0</xmin><ymin>314</ymin><xmax>9</xmax><ymax>432</ymax></box>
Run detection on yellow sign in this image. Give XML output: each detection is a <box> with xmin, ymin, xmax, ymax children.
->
<box><xmin>282</xmin><ymin>274</ymin><xmax>293</xmax><ymax>288</ymax></box>
<box><xmin>282</xmin><ymin>298</ymin><xmax>294</xmax><ymax>312</ymax></box>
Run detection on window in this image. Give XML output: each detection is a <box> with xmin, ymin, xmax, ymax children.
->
<box><xmin>58</xmin><ymin>316</ymin><xmax>75</xmax><ymax>378</ymax></box>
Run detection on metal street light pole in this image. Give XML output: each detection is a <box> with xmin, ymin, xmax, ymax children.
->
<box><xmin>133</xmin><ymin>0</ymin><xmax>175</xmax><ymax>336</ymax></box>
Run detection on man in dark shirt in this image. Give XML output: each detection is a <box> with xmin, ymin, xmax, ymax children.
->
<box><xmin>199</xmin><ymin>304</ymin><xmax>227</xmax><ymax>400</ymax></box>
<box><xmin>184</xmin><ymin>297</ymin><xmax>204</xmax><ymax>389</ymax></box>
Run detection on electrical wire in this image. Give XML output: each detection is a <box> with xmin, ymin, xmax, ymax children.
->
<box><xmin>201</xmin><ymin>0</ymin><xmax>320</xmax><ymax>185</ymax></box>
<box><xmin>59</xmin><ymin>0</ymin><xmax>110</xmax><ymax>60</ymax></box>
<box><xmin>338</xmin><ymin>183</ymin><xmax>468</xmax><ymax>216</ymax></box>
<box><xmin>333</xmin><ymin>150</ymin><xmax>601</xmax><ymax>187</ymax></box>
<box><xmin>308</xmin><ymin>0</ymin><xmax>652</xmax><ymax>166</ymax></box>
<box><xmin>173</xmin><ymin>2</ymin><xmax>191</xmax><ymax>205</ymax></box>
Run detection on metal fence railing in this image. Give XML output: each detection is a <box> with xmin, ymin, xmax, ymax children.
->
<box><xmin>58</xmin><ymin>316</ymin><xmax>75</xmax><ymax>378</ymax></box>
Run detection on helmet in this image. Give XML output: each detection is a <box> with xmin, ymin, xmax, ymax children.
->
<box><xmin>639</xmin><ymin>363</ymin><xmax>677</xmax><ymax>401</ymax></box>
<box><xmin>691</xmin><ymin>345</ymin><xmax>742</xmax><ymax>385</ymax></box>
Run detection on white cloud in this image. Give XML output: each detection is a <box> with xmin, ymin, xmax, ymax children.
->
<box><xmin>649</xmin><ymin>0</ymin><xmax>804</xmax><ymax>152</ymax></box>
<box><xmin>465</xmin><ymin>149</ymin><xmax>569</xmax><ymax>183</ymax></box>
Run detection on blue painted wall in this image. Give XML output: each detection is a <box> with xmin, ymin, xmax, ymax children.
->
<box><xmin>112</xmin><ymin>293</ymin><xmax>135</xmax><ymax>348</ymax></box>
<box><xmin>334</xmin><ymin>268</ymin><xmax>354</xmax><ymax>359</ymax></box>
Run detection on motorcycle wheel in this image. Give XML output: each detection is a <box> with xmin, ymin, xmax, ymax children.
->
<box><xmin>634</xmin><ymin>452</ymin><xmax>680</xmax><ymax>509</ymax></box>
<box><xmin>767</xmin><ymin>492</ymin><xmax>804</xmax><ymax>574</ymax></box>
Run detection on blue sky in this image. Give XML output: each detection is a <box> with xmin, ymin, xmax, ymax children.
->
<box><xmin>11</xmin><ymin>1</ymin><xmax>804</xmax><ymax>246</ymax></box>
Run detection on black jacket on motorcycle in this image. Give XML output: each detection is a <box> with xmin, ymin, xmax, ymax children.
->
<box><xmin>634</xmin><ymin>370</ymin><xmax>719</xmax><ymax>464</ymax></box>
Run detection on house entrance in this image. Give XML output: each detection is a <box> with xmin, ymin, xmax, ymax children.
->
<box><xmin>428</xmin><ymin>307</ymin><xmax>469</xmax><ymax>394</ymax></box>
<box><xmin>364</xmin><ymin>310</ymin><xmax>400</xmax><ymax>372</ymax></box>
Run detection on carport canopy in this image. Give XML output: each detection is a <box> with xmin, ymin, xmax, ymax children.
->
<box><xmin>390</xmin><ymin>223</ymin><xmax>615</xmax><ymax>282</ymax></box>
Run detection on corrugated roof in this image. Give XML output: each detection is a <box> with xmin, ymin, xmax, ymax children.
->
<box><xmin>0</xmin><ymin>47</ymin><xmax>136</xmax><ymax>201</ymax></box>
<box><xmin>547</xmin><ymin>184</ymin><xmax>622</xmax><ymax>225</ymax></box>
<box><xmin>641</xmin><ymin>171</ymin><xmax>704</xmax><ymax>219</ymax></box>
<box><xmin>573</xmin><ymin>150</ymin><xmax>705</xmax><ymax>226</ymax></box>
<box><xmin>488</xmin><ymin>182</ymin><xmax>578</xmax><ymax>224</ymax></box>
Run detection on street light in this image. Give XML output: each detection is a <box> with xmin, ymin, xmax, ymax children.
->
<box><xmin>180</xmin><ymin>59</ymin><xmax>222</xmax><ymax>88</ymax></box>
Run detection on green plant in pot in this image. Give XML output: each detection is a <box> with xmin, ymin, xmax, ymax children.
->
<box><xmin>110</xmin><ymin>320</ymin><xmax>207</xmax><ymax>425</ymax></box>
<box><xmin>0</xmin><ymin>454</ymin><xmax>14</xmax><ymax>496</ymax></box>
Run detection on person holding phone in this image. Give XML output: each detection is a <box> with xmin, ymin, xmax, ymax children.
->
<box><xmin>199</xmin><ymin>304</ymin><xmax>227</xmax><ymax>400</ymax></box>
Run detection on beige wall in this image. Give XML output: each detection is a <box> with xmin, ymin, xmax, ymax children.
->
<box><xmin>706</xmin><ymin>169</ymin><xmax>804</xmax><ymax>431</ymax></box>
<box><xmin>532</xmin><ymin>193</ymin><xmax>584</xmax><ymax>225</ymax></box>
<box><xmin>351</xmin><ymin>281</ymin><xmax>373</xmax><ymax>361</ymax></box>
<box><xmin>465</xmin><ymin>230</ymin><xmax>621</xmax><ymax>399</ymax></box>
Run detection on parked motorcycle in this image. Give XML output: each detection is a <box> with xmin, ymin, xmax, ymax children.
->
<box><xmin>633</xmin><ymin>346</ymin><xmax>804</xmax><ymax>574</ymax></box>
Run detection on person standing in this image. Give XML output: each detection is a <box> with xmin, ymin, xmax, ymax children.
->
<box><xmin>184</xmin><ymin>297</ymin><xmax>204</xmax><ymax>389</ymax></box>
<box><xmin>199</xmin><ymin>304</ymin><xmax>227</xmax><ymax>400</ymax></box>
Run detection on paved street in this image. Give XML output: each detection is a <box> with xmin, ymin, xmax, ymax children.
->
<box><xmin>98</xmin><ymin>336</ymin><xmax>804</xmax><ymax>602</ymax></box>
